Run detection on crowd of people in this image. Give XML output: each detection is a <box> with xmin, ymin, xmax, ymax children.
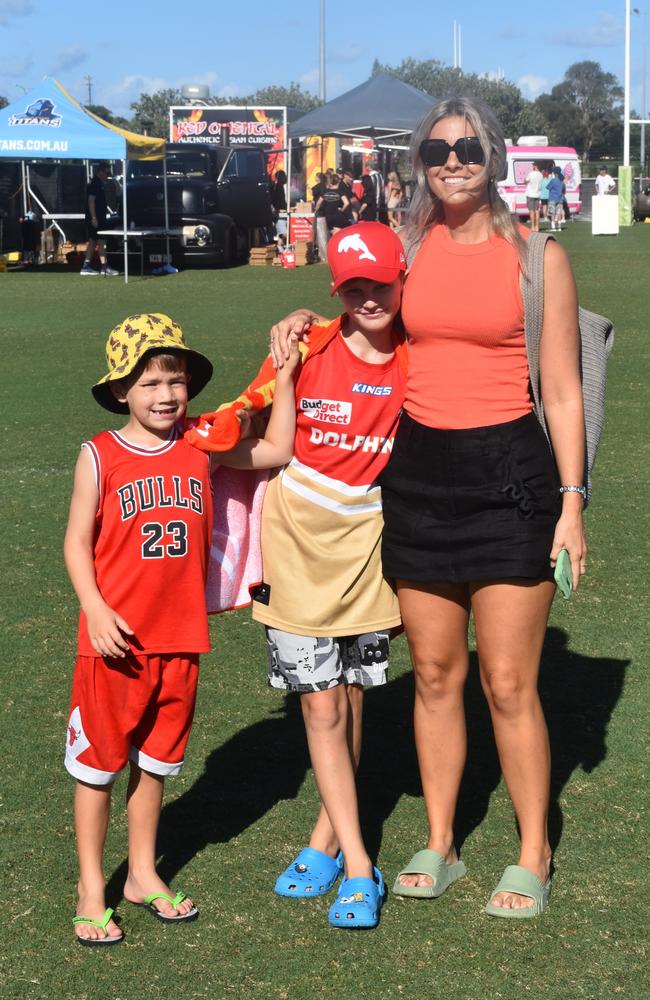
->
<box><xmin>305</xmin><ymin>161</ymin><xmax>408</xmax><ymax>257</ymax></box>
<box><xmin>525</xmin><ymin>160</ymin><xmax>574</xmax><ymax>232</ymax></box>
<box><xmin>64</xmin><ymin>93</ymin><xmax>594</xmax><ymax>946</ymax></box>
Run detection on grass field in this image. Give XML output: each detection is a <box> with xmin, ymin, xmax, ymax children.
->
<box><xmin>1</xmin><ymin>223</ymin><xmax>648</xmax><ymax>1000</ymax></box>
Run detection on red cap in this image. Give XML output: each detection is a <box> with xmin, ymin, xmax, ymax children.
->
<box><xmin>328</xmin><ymin>222</ymin><xmax>407</xmax><ymax>295</ymax></box>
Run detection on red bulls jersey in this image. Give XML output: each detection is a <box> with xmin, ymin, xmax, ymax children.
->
<box><xmin>77</xmin><ymin>426</ymin><xmax>212</xmax><ymax>655</ymax></box>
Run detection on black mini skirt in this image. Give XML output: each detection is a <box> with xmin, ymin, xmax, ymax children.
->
<box><xmin>380</xmin><ymin>410</ymin><xmax>561</xmax><ymax>584</ymax></box>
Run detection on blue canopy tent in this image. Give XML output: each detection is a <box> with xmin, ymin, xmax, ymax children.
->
<box><xmin>0</xmin><ymin>78</ymin><xmax>166</xmax><ymax>281</ymax></box>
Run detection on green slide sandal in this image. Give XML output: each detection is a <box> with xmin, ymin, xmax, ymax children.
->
<box><xmin>484</xmin><ymin>864</ymin><xmax>551</xmax><ymax>918</ymax></box>
<box><xmin>392</xmin><ymin>849</ymin><xmax>466</xmax><ymax>899</ymax></box>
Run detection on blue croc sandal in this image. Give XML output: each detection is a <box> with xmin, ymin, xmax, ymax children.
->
<box><xmin>328</xmin><ymin>867</ymin><xmax>385</xmax><ymax>929</ymax></box>
<box><xmin>274</xmin><ymin>847</ymin><xmax>344</xmax><ymax>898</ymax></box>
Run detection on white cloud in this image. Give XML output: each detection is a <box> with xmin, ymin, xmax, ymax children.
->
<box><xmin>96</xmin><ymin>71</ymin><xmax>242</xmax><ymax>116</ymax></box>
<box><xmin>0</xmin><ymin>0</ymin><xmax>33</xmax><ymax>26</ymax></box>
<box><xmin>553</xmin><ymin>12</ymin><xmax>622</xmax><ymax>48</ymax></box>
<box><xmin>216</xmin><ymin>83</ymin><xmax>249</xmax><ymax>99</ymax></box>
<box><xmin>97</xmin><ymin>74</ymin><xmax>171</xmax><ymax>115</ymax></box>
<box><xmin>50</xmin><ymin>46</ymin><xmax>87</xmax><ymax>74</ymax></box>
<box><xmin>518</xmin><ymin>74</ymin><xmax>550</xmax><ymax>98</ymax></box>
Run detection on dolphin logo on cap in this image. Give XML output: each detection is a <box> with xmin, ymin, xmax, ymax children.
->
<box><xmin>337</xmin><ymin>233</ymin><xmax>377</xmax><ymax>262</ymax></box>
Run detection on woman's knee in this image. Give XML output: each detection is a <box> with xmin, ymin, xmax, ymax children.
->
<box><xmin>481</xmin><ymin>666</ymin><xmax>537</xmax><ymax>717</ymax></box>
<box><xmin>410</xmin><ymin>650</ymin><xmax>468</xmax><ymax>703</ymax></box>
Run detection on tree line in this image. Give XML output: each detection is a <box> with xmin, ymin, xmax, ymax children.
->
<box><xmin>1</xmin><ymin>59</ymin><xmax>639</xmax><ymax>164</ymax></box>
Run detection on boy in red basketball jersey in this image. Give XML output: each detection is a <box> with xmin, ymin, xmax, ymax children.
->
<box><xmin>63</xmin><ymin>313</ymin><xmax>214</xmax><ymax>945</ymax></box>
<box><xmin>186</xmin><ymin>223</ymin><xmax>408</xmax><ymax>929</ymax></box>
<box><xmin>63</xmin><ymin>313</ymin><xmax>298</xmax><ymax>947</ymax></box>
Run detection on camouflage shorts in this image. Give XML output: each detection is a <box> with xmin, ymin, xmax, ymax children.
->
<box><xmin>265</xmin><ymin>628</ymin><xmax>390</xmax><ymax>693</ymax></box>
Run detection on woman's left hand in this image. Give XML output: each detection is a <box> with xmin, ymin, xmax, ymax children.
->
<box><xmin>550</xmin><ymin>507</ymin><xmax>587</xmax><ymax>591</ymax></box>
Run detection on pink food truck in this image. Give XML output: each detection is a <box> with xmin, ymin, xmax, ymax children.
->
<box><xmin>497</xmin><ymin>139</ymin><xmax>582</xmax><ymax>218</ymax></box>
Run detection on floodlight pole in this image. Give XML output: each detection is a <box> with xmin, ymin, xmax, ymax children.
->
<box><xmin>625</xmin><ymin>0</ymin><xmax>631</xmax><ymax>165</ymax></box>
<box><xmin>634</xmin><ymin>8</ymin><xmax>649</xmax><ymax>170</ymax></box>
<box><xmin>319</xmin><ymin>0</ymin><xmax>326</xmax><ymax>102</ymax></box>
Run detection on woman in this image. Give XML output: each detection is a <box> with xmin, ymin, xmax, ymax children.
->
<box><xmin>386</xmin><ymin>170</ymin><xmax>405</xmax><ymax>228</ymax></box>
<box><xmin>271</xmin><ymin>169</ymin><xmax>288</xmax><ymax>246</ymax></box>
<box><xmin>314</xmin><ymin>171</ymin><xmax>350</xmax><ymax>238</ymax></box>
<box><xmin>358</xmin><ymin>174</ymin><xmax>377</xmax><ymax>222</ymax></box>
<box><xmin>269</xmin><ymin>96</ymin><xmax>586</xmax><ymax>918</ymax></box>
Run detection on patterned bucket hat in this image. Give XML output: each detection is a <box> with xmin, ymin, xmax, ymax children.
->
<box><xmin>92</xmin><ymin>312</ymin><xmax>213</xmax><ymax>413</ymax></box>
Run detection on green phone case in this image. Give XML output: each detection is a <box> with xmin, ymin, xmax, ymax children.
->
<box><xmin>554</xmin><ymin>548</ymin><xmax>572</xmax><ymax>599</ymax></box>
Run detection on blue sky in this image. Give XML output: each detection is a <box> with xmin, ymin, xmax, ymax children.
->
<box><xmin>0</xmin><ymin>0</ymin><xmax>646</xmax><ymax>119</ymax></box>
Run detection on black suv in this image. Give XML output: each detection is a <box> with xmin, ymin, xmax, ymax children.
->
<box><xmin>118</xmin><ymin>143</ymin><xmax>274</xmax><ymax>267</ymax></box>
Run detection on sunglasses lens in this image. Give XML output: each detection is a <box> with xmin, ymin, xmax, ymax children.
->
<box><xmin>420</xmin><ymin>137</ymin><xmax>485</xmax><ymax>167</ymax></box>
<box><xmin>419</xmin><ymin>140</ymin><xmax>448</xmax><ymax>167</ymax></box>
<box><xmin>457</xmin><ymin>138</ymin><xmax>484</xmax><ymax>165</ymax></box>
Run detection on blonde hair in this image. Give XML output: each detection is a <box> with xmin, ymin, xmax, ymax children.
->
<box><xmin>406</xmin><ymin>96</ymin><xmax>526</xmax><ymax>268</ymax></box>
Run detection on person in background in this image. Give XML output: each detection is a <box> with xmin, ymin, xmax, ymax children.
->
<box><xmin>271</xmin><ymin>169</ymin><xmax>288</xmax><ymax>247</ymax></box>
<box><xmin>368</xmin><ymin>158</ymin><xmax>387</xmax><ymax>223</ymax></box>
<box><xmin>339</xmin><ymin>168</ymin><xmax>359</xmax><ymax>223</ymax></box>
<box><xmin>594</xmin><ymin>167</ymin><xmax>616</xmax><ymax>196</ymax></box>
<box><xmin>358</xmin><ymin>175</ymin><xmax>378</xmax><ymax>222</ymax></box>
<box><xmin>386</xmin><ymin>170</ymin><xmax>405</xmax><ymax>229</ymax></box>
<box><xmin>314</xmin><ymin>172</ymin><xmax>350</xmax><ymax>238</ymax></box>
<box><xmin>539</xmin><ymin>168</ymin><xmax>551</xmax><ymax>226</ymax></box>
<box><xmin>80</xmin><ymin>162</ymin><xmax>119</xmax><ymax>277</ymax></box>
<box><xmin>524</xmin><ymin>161</ymin><xmax>543</xmax><ymax>232</ymax></box>
<box><xmin>547</xmin><ymin>166</ymin><xmax>565</xmax><ymax>231</ymax></box>
<box><xmin>312</xmin><ymin>171</ymin><xmax>329</xmax><ymax>261</ymax></box>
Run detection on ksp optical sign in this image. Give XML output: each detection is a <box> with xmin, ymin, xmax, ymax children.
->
<box><xmin>170</xmin><ymin>106</ymin><xmax>287</xmax><ymax>172</ymax></box>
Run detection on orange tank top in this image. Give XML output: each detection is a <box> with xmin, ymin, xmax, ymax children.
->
<box><xmin>401</xmin><ymin>223</ymin><xmax>533</xmax><ymax>429</ymax></box>
<box><xmin>77</xmin><ymin>427</ymin><xmax>212</xmax><ymax>656</ymax></box>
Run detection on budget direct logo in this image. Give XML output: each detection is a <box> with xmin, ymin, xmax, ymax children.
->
<box><xmin>300</xmin><ymin>397</ymin><xmax>352</xmax><ymax>425</ymax></box>
<box><xmin>8</xmin><ymin>98</ymin><xmax>62</xmax><ymax>128</ymax></box>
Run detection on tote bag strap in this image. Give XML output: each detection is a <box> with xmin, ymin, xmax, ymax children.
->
<box><xmin>521</xmin><ymin>231</ymin><xmax>552</xmax><ymax>445</ymax></box>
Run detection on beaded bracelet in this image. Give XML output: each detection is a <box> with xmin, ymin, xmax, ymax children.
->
<box><xmin>559</xmin><ymin>485</ymin><xmax>587</xmax><ymax>500</ymax></box>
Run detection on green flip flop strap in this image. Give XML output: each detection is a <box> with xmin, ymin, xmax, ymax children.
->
<box><xmin>143</xmin><ymin>891</ymin><xmax>185</xmax><ymax>907</ymax></box>
<box><xmin>73</xmin><ymin>907</ymin><xmax>114</xmax><ymax>929</ymax></box>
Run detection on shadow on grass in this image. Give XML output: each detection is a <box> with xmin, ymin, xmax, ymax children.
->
<box><xmin>105</xmin><ymin>625</ymin><xmax>629</xmax><ymax>899</ymax></box>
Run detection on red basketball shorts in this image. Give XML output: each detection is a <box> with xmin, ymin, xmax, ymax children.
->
<box><xmin>64</xmin><ymin>653</ymin><xmax>199</xmax><ymax>785</ymax></box>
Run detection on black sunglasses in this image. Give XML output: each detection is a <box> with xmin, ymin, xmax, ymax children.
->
<box><xmin>419</xmin><ymin>136</ymin><xmax>485</xmax><ymax>168</ymax></box>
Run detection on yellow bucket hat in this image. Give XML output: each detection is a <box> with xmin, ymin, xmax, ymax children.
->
<box><xmin>92</xmin><ymin>313</ymin><xmax>213</xmax><ymax>413</ymax></box>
